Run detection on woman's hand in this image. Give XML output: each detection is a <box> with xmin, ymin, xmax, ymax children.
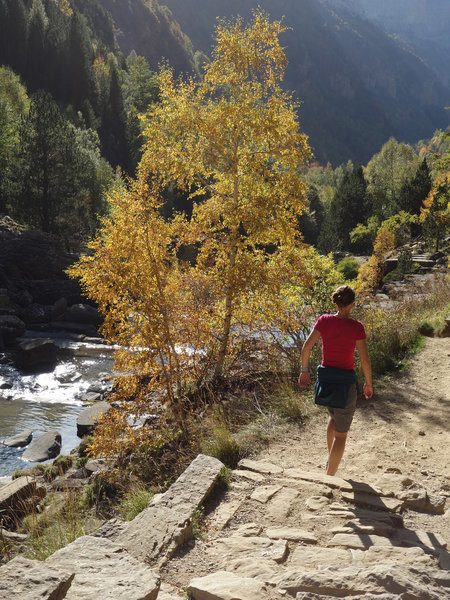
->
<box><xmin>363</xmin><ymin>382</ymin><xmax>373</xmax><ymax>399</ymax></box>
<box><xmin>298</xmin><ymin>372</ymin><xmax>311</xmax><ymax>387</ymax></box>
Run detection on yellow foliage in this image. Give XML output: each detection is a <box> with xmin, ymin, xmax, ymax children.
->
<box><xmin>69</xmin><ymin>12</ymin><xmax>313</xmax><ymax>459</ymax></box>
<box><xmin>357</xmin><ymin>227</ymin><xmax>395</xmax><ymax>291</ymax></box>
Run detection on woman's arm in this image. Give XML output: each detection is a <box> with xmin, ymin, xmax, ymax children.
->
<box><xmin>298</xmin><ymin>329</ymin><xmax>321</xmax><ymax>387</ymax></box>
<box><xmin>355</xmin><ymin>338</ymin><xmax>373</xmax><ymax>399</ymax></box>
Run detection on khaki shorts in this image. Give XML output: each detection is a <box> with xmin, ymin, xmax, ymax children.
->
<box><xmin>327</xmin><ymin>384</ymin><xmax>357</xmax><ymax>433</ymax></box>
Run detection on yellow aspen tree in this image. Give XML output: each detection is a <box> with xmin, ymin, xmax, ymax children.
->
<box><xmin>139</xmin><ymin>11</ymin><xmax>311</xmax><ymax>378</ymax></box>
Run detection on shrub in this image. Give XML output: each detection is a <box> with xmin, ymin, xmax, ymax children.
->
<box><xmin>118</xmin><ymin>487</ymin><xmax>153</xmax><ymax>521</ymax></box>
<box><xmin>201</xmin><ymin>426</ymin><xmax>241</xmax><ymax>468</ymax></box>
<box><xmin>337</xmin><ymin>256</ymin><xmax>359</xmax><ymax>280</ymax></box>
<box><xmin>78</xmin><ymin>436</ymin><xmax>94</xmax><ymax>458</ymax></box>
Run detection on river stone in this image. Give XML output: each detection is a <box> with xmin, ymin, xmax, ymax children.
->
<box><xmin>61</xmin><ymin>303</ymin><xmax>103</xmax><ymax>325</ymax></box>
<box><xmin>266</xmin><ymin>527</ymin><xmax>318</xmax><ymax>543</ymax></box>
<box><xmin>250</xmin><ymin>484</ymin><xmax>282</xmax><ymax>503</ymax></box>
<box><xmin>3</xmin><ymin>430</ymin><xmax>33</xmax><ymax>447</ymax></box>
<box><xmin>278</xmin><ymin>564</ymin><xmax>446</xmax><ymax>599</ymax></box>
<box><xmin>76</xmin><ymin>401</ymin><xmax>110</xmax><ymax>437</ymax></box>
<box><xmin>14</xmin><ymin>338</ymin><xmax>57</xmax><ymax>369</ymax></box>
<box><xmin>283</xmin><ymin>468</ymin><xmax>353</xmax><ymax>491</ymax></box>
<box><xmin>0</xmin><ymin>315</ymin><xmax>26</xmax><ymax>345</ymax></box>
<box><xmin>238</xmin><ymin>459</ymin><xmax>283</xmax><ymax>474</ymax></box>
<box><xmin>0</xmin><ymin>556</ymin><xmax>74</xmax><ymax>600</ymax></box>
<box><xmin>116</xmin><ymin>454</ymin><xmax>224</xmax><ymax>565</ymax></box>
<box><xmin>45</xmin><ymin>535</ymin><xmax>160</xmax><ymax>599</ymax></box>
<box><xmin>188</xmin><ymin>570</ymin><xmax>268</xmax><ymax>600</ymax></box>
<box><xmin>0</xmin><ymin>476</ymin><xmax>38</xmax><ymax>526</ymax></box>
<box><xmin>22</xmin><ymin>431</ymin><xmax>61</xmax><ymax>462</ymax></box>
<box><xmin>80</xmin><ymin>391</ymin><xmax>102</xmax><ymax>404</ymax></box>
<box><xmin>0</xmin><ymin>376</ymin><xmax>13</xmax><ymax>389</ymax></box>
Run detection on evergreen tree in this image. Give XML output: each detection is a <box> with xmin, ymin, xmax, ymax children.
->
<box><xmin>318</xmin><ymin>166</ymin><xmax>370</xmax><ymax>252</ymax></box>
<box><xmin>26</xmin><ymin>0</ymin><xmax>48</xmax><ymax>92</ymax></box>
<box><xmin>100</xmin><ymin>64</ymin><xmax>130</xmax><ymax>171</ymax></box>
<box><xmin>65</xmin><ymin>11</ymin><xmax>97</xmax><ymax>111</ymax></box>
<box><xmin>2</xmin><ymin>0</ymin><xmax>28</xmax><ymax>74</ymax></box>
<box><xmin>398</xmin><ymin>158</ymin><xmax>432</xmax><ymax>215</ymax></box>
<box><xmin>298</xmin><ymin>185</ymin><xmax>324</xmax><ymax>246</ymax></box>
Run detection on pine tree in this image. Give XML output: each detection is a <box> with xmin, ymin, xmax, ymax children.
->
<box><xmin>398</xmin><ymin>158</ymin><xmax>432</xmax><ymax>215</ymax></box>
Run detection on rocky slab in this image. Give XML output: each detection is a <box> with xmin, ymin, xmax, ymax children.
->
<box><xmin>278</xmin><ymin>564</ymin><xmax>448</xmax><ymax>599</ymax></box>
<box><xmin>0</xmin><ymin>556</ymin><xmax>74</xmax><ymax>600</ymax></box>
<box><xmin>328</xmin><ymin>533</ymin><xmax>394</xmax><ymax>550</ymax></box>
<box><xmin>351</xmin><ymin>545</ymin><xmax>438</xmax><ymax>568</ymax></box>
<box><xmin>233</xmin><ymin>469</ymin><xmax>265</xmax><ymax>482</ymax></box>
<box><xmin>0</xmin><ymin>476</ymin><xmax>38</xmax><ymax>525</ymax></box>
<box><xmin>188</xmin><ymin>570</ymin><xmax>269</xmax><ymax>600</ymax></box>
<box><xmin>116</xmin><ymin>454</ymin><xmax>224</xmax><ymax>565</ymax></box>
<box><xmin>265</xmin><ymin>527</ymin><xmax>318</xmax><ymax>543</ymax></box>
<box><xmin>2</xmin><ymin>430</ymin><xmax>33</xmax><ymax>448</ymax></box>
<box><xmin>215</xmin><ymin>535</ymin><xmax>288</xmax><ymax>563</ymax></box>
<box><xmin>237</xmin><ymin>459</ymin><xmax>283</xmax><ymax>475</ymax></box>
<box><xmin>283</xmin><ymin>468</ymin><xmax>353</xmax><ymax>491</ymax></box>
<box><xmin>250</xmin><ymin>484</ymin><xmax>282</xmax><ymax>504</ymax></box>
<box><xmin>22</xmin><ymin>430</ymin><xmax>61</xmax><ymax>462</ymax></box>
<box><xmin>289</xmin><ymin>546</ymin><xmax>351</xmax><ymax>570</ymax></box>
<box><xmin>341</xmin><ymin>490</ymin><xmax>404</xmax><ymax>512</ymax></box>
<box><xmin>76</xmin><ymin>401</ymin><xmax>110</xmax><ymax>437</ymax></box>
<box><xmin>45</xmin><ymin>535</ymin><xmax>160</xmax><ymax>600</ymax></box>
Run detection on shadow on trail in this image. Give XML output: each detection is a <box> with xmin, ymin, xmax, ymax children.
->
<box><xmin>339</xmin><ymin>480</ymin><xmax>449</xmax><ymax>569</ymax></box>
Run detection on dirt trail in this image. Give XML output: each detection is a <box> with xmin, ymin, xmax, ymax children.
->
<box><xmin>160</xmin><ymin>336</ymin><xmax>450</xmax><ymax>598</ymax></box>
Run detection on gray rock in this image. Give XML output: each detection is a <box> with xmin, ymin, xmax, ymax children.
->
<box><xmin>22</xmin><ymin>431</ymin><xmax>61</xmax><ymax>462</ymax></box>
<box><xmin>250</xmin><ymin>484</ymin><xmax>282</xmax><ymax>503</ymax></box>
<box><xmin>279</xmin><ymin>564</ymin><xmax>446</xmax><ymax>599</ymax></box>
<box><xmin>76</xmin><ymin>401</ymin><xmax>110</xmax><ymax>437</ymax></box>
<box><xmin>3</xmin><ymin>430</ymin><xmax>33</xmax><ymax>447</ymax></box>
<box><xmin>14</xmin><ymin>338</ymin><xmax>57</xmax><ymax>369</ymax></box>
<box><xmin>266</xmin><ymin>527</ymin><xmax>318</xmax><ymax>543</ymax></box>
<box><xmin>0</xmin><ymin>315</ymin><xmax>26</xmax><ymax>345</ymax></box>
<box><xmin>188</xmin><ymin>570</ymin><xmax>268</xmax><ymax>600</ymax></box>
<box><xmin>0</xmin><ymin>376</ymin><xmax>13</xmax><ymax>389</ymax></box>
<box><xmin>238</xmin><ymin>459</ymin><xmax>283</xmax><ymax>474</ymax></box>
<box><xmin>61</xmin><ymin>303</ymin><xmax>102</xmax><ymax>325</ymax></box>
<box><xmin>0</xmin><ymin>528</ymin><xmax>28</xmax><ymax>542</ymax></box>
<box><xmin>80</xmin><ymin>391</ymin><xmax>102</xmax><ymax>404</ymax></box>
<box><xmin>283</xmin><ymin>468</ymin><xmax>353</xmax><ymax>491</ymax></box>
<box><xmin>116</xmin><ymin>454</ymin><xmax>224</xmax><ymax>566</ymax></box>
<box><xmin>215</xmin><ymin>535</ymin><xmax>288</xmax><ymax>564</ymax></box>
<box><xmin>45</xmin><ymin>535</ymin><xmax>160</xmax><ymax>599</ymax></box>
<box><xmin>0</xmin><ymin>476</ymin><xmax>38</xmax><ymax>527</ymax></box>
<box><xmin>425</xmin><ymin>494</ymin><xmax>447</xmax><ymax>514</ymax></box>
<box><xmin>0</xmin><ymin>556</ymin><xmax>74</xmax><ymax>600</ymax></box>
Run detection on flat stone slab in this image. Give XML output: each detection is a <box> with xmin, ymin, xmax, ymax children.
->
<box><xmin>116</xmin><ymin>454</ymin><xmax>224</xmax><ymax>565</ymax></box>
<box><xmin>210</xmin><ymin>497</ymin><xmax>241</xmax><ymax>530</ymax></box>
<box><xmin>215</xmin><ymin>535</ymin><xmax>288</xmax><ymax>563</ymax></box>
<box><xmin>266</xmin><ymin>487</ymin><xmax>300</xmax><ymax>522</ymax></box>
<box><xmin>250</xmin><ymin>485</ymin><xmax>282</xmax><ymax>504</ymax></box>
<box><xmin>233</xmin><ymin>469</ymin><xmax>265</xmax><ymax>482</ymax></box>
<box><xmin>279</xmin><ymin>564</ymin><xmax>447</xmax><ymax>598</ymax></box>
<box><xmin>22</xmin><ymin>430</ymin><xmax>61</xmax><ymax>462</ymax></box>
<box><xmin>306</xmin><ymin>495</ymin><xmax>330</xmax><ymax>511</ymax></box>
<box><xmin>188</xmin><ymin>570</ymin><xmax>269</xmax><ymax>600</ymax></box>
<box><xmin>266</xmin><ymin>527</ymin><xmax>318</xmax><ymax>543</ymax></box>
<box><xmin>0</xmin><ymin>556</ymin><xmax>74</xmax><ymax>600</ymax></box>
<box><xmin>328</xmin><ymin>533</ymin><xmax>394</xmax><ymax>550</ymax></box>
<box><xmin>76</xmin><ymin>401</ymin><xmax>110</xmax><ymax>437</ymax></box>
<box><xmin>238</xmin><ymin>459</ymin><xmax>283</xmax><ymax>475</ymax></box>
<box><xmin>45</xmin><ymin>535</ymin><xmax>160</xmax><ymax>599</ymax></box>
<box><xmin>283</xmin><ymin>469</ymin><xmax>353</xmax><ymax>491</ymax></box>
<box><xmin>295</xmin><ymin>594</ymin><xmax>401</xmax><ymax>600</ymax></box>
<box><xmin>233</xmin><ymin>523</ymin><xmax>263</xmax><ymax>537</ymax></box>
<box><xmin>331</xmin><ymin>519</ymin><xmax>394</xmax><ymax>537</ymax></box>
<box><xmin>351</xmin><ymin>545</ymin><xmax>437</xmax><ymax>568</ymax></box>
<box><xmin>393</xmin><ymin>528</ymin><xmax>447</xmax><ymax>551</ymax></box>
<box><xmin>341</xmin><ymin>490</ymin><xmax>404</xmax><ymax>512</ymax></box>
<box><xmin>3</xmin><ymin>430</ymin><xmax>33</xmax><ymax>447</ymax></box>
<box><xmin>326</xmin><ymin>503</ymin><xmax>403</xmax><ymax>525</ymax></box>
<box><xmin>289</xmin><ymin>546</ymin><xmax>351</xmax><ymax>570</ymax></box>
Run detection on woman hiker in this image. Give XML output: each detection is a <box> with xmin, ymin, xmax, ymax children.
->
<box><xmin>299</xmin><ymin>285</ymin><xmax>373</xmax><ymax>476</ymax></box>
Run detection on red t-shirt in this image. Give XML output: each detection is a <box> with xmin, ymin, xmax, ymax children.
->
<box><xmin>314</xmin><ymin>314</ymin><xmax>366</xmax><ymax>371</ymax></box>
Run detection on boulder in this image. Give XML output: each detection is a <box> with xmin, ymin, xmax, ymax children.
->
<box><xmin>19</xmin><ymin>303</ymin><xmax>53</xmax><ymax>325</ymax></box>
<box><xmin>116</xmin><ymin>454</ymin><xmax>224</xmax><ymax>566</ymax></box>
<box><xmin>61</xmin><ymin>303</ymin><xmax>103</xmax><ymax>326</ymax></box>
<box><xmin>0</xmin><ymin>315</ymin><xmax>26</xmax><ymax>345</ymax></box>
<box><xmin>0</xmin><ymin>476</ymin><xmax>43</xmax><ymax>527</ymax></box>
<box><xmin>0</xmin><ymin>556</ymin><xmax>74</xmax><ymax>600</ymax></box>
<box><xmin>0</xmin><ymin>376</ymin><xmax>13</xmax><ymax>389</ymax></box>
<box><xmin>3</xmin><ymin>430</ymin><xmax>33</xmax><ymax>448</ymax></box>
<box><xmin>14</xmin><ymin>338</ymin><xmax>57</xmax><ymax>370</ymax></box>
<box><xmin>76</xmin><ymin>401</ymin><xmax>110</xmax><ymax>437</ymax></box>
<box><xmin>22</xmin><ymin>431</ymin><xmax>61</xmax><ymax>462</ymax></box>
<box><xmin>45</xmin><ymin>535</ymin><xmax>160</xmax><ymax>600</ymax></box>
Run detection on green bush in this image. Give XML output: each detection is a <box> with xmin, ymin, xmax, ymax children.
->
<box><xmin>201</xmin><ymin>426</ymin><xmax>241</xmax><ymax>468</ymax></box>
<box><xmin>337</xmin><ymin>256</ymin><xmax>359</xmax><ymax>280</ymax></box>
<box><xmin>118</xmin><ymin>487</ymin><xmax>153</xmax><ymax>520</ymax></box>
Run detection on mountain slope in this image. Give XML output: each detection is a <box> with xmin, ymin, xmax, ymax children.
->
<box><xmin>162</xmin><ymin>0</ymin><xmax>450</xmax><ymax>164</ymax></box>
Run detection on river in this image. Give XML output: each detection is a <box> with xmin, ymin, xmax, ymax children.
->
<box><xmin>0</xmin><ymin>333</ymin><xmax>114</xmax><ymax>478</ymax></box>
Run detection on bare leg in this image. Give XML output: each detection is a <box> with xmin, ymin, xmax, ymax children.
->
<box><xmin>327</xmin><ymin>417</ymin><xmax>335</xmax><ymax>454</ymax></box>
<box><xmin>327</xmin><ymin>431</ymin><xmax>348</xmax><ymax>476</ymax></box>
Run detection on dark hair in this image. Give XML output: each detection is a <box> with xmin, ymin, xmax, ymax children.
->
<box><xmin>332</xmin><ymin>285</ymin><xmax>355</xmax><ymax>307</ymax></box>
